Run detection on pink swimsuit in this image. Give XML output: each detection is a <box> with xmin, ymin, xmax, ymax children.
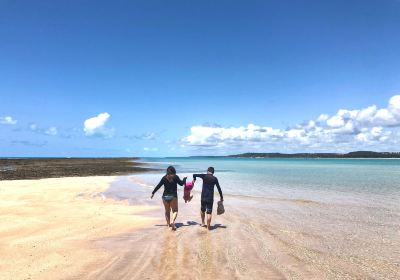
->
<box><xmin>183</xmin><ymin>181</ymin><xmax>194</xmax><ymax>202</ymax></box>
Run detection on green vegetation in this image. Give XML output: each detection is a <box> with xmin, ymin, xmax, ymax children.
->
<box><xmin>229</xmin><ymin>151</ymin><xmax>400</xmax><ymax>158</ymax></box>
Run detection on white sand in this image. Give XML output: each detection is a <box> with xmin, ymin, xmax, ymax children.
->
<box><xmin>0</xmin><ymin>176</ymin><xmax>158</xmax><ymax>280</ymax></box>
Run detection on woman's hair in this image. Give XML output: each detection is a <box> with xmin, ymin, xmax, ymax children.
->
<box><xmin>166</xmin><ymin>166</ymin><xmax>176</xmax><ymax>182</ymax></box>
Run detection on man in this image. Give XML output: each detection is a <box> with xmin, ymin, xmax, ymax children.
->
<box><xmin>193</xmin><ymin>167</ymin><xmax>223</xmax><ymax>230</ymax></box>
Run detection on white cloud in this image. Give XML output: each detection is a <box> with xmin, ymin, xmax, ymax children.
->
<box><xmin>317</xmin><ymin>114</ymin><xmax>329</xmax><ymax>122</ymax></box>
<box><xmin>45</xmin><ymin>127</ymin><xmax>58</xmax><ymax>136</ymax></box>
<box><xmin>29</xmin><ymin>123</ymin><xmax>38</xmax><ymax>131</ymax></box>
<box><xmin>125</xmin><ymin>132</ymin><xmax>157</xmax><ymax>140</ymax></box>
<box><xmin>0</xmin><ymin>116</ymin><xmax>17</xmax><ymax>125</ymax></box>
<box><xmin>326</xmin><ymin>115</ymin><xmax>345</xmax><ymax>127</ymax></box>
<box><xmin>83</xmin><ymin>112</ymin><xmax>113</xmax><ymax>138</ymax></box>
<box><xmin>144</xmin><ymin>147</ymin><xmax>158</xmax><ymax>152</ymax></box>
<box><xmin>356</xmin><ymin>105</ymin><xmax>377</xmax><ymax>123</ymax></box>
<box><xmin>355</xmin><ymin>127</ymin><xmax>391</xmax><ymax>143</ymax></box>
<box><xmin>182</xmin><ymin>95</ymin><xmax>400</xmax><ymax>152</ymax></box>
<box><xmin>185</xmin><ymin>124</ymin><xmax>285</xmax><ymax>148</ymax></box>
<box><xmin>28</xmin><ymin>123</ymin><xmax>58</xmax><ymax>136</ymax></box>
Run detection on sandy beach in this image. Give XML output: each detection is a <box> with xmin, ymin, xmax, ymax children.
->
<box><xmin>1</xmin><ymin>175</ymin><xmax>399</xmax><ymax>280</ymax></box>
<box><xmin>0</xmin><ymin>176</ymin><xmax>159</xmax><ymax>280</ymax></box>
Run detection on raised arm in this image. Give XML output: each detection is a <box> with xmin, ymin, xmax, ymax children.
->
<box><xmin>151</xmin><ymin>177</ymin><xmax>164</xmax><ymax>197</ymax></box>
<box><xmin>175</xmin><ymin>175</ymin><xmax>187</xmax><ymax>186</ymax></box>
<box><xmin>215</xmin><ymin>178</ymin><xmax>223</xmax><ymax>201</ymax></box>
<box><xmin>193</xmin><ymin>174</ymin><xmax>205</xmax><ymax>181</ymax></box>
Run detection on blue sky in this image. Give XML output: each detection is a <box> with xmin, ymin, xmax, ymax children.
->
<box><xmin>1</xmin><ymin>0</ymin><xmax>400</xmax><ymax>157</ymax></box>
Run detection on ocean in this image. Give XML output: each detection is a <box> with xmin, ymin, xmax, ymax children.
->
<box><xmin>120</xmin><ymin>157</ymin><xmax>400</xmax><ymax>278</ymax></box>
<box><xmin>139</xmin><ymin>157</ymin><xmax>400</xmax><ymax>207</ymax></box>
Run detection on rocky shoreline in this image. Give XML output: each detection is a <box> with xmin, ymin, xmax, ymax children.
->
<box><xmin>0</xmin><ymin>158</ymin><xmax>159</xmax><ymax>180</ymax></box>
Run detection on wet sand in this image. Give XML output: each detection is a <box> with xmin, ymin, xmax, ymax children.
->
<box><xmin>1</xmin><ymin>176</ymin><xmax>399</xmax><ymax>280</ymax></box>
<box><xmin>93</xmin><ymin>176</ymin><xmax>399</xmax><ymax>280</ymax></box>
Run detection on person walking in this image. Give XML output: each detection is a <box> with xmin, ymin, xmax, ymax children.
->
<box><xmin>193</xmin><ymin>167</ymin><xmax>223</xmax><ymax>230</ymax></box>
<box><xmin>151</xmin><ymin>166</ymin><xmax>186</xmax><ymax>230</ymax></box>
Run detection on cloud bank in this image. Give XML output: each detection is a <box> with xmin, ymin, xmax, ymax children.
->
<box><xmin>84</xmin><ymin>112</ymin><xmax>113</xmax><ymax>138</ymax></box>
<box><xmin>0</xmin><ymin>116</ymin><xmax>17</xmax><ymax>125</ymax></box>
<box><xmin>183</xmin><ymin>95</ymin><xmax>400</xmax><ymax>153</ymax></box>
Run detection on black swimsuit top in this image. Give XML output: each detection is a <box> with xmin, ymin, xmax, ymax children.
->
<box><xmin>152</xmin><ymin>175</ymin><xmax>186</xmax><ymax>197</ymax></box>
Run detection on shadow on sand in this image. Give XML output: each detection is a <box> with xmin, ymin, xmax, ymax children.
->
<box><xmin>155</xmin><ymin>221</ymin><xmax>227</xmax><ymax>230</ymax></box>
<box><xmin>208</xmin><ymin>223</ymin><xmax>227</xmax><ymax>231</ymax></box>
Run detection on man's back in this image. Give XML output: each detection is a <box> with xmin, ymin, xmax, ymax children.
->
<box><xmin>193</xmin><ymin>173</ymin><xmax>223</xmax><ymax>202</ymax></box>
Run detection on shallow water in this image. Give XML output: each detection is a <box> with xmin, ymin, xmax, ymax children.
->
<box><xmin>122</xmin><ymin>157</ymin><xmax>400</xmax><ymax>279</ymax></box>
<box><xmin>139</xmin><ymin>157</ymin><xmax>400</xmax><ymax>207</ymax></box>
<box><xmin>96</xmin><ymin>173</ymin><xmax>399</xmax><ymax>279</ymax></box>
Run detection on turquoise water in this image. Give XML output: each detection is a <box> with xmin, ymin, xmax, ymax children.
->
<box><xmin>128</xmin><ymin>157</ymin><xmax>400</xmax><ymax>278</ymax></box>
<box><xmin>140</xmin><ymin>157</ymin><xmax>400</xmax><ymax>208</ymax></box>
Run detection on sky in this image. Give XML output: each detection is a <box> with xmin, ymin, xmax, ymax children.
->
<box><xmin>1</xmin><ymin>0</ymin><xmax>400</xmax><ymax>157</ymax></box>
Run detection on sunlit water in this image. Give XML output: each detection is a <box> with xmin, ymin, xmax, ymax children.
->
<box><xmin>113</xmin><ymin>157</ymin><xmax>400</xmax><ymax>279</ymax></box>
<box><xmin>139</xmin><ymin>157</ymin><xmax>400</xmax><ymax>207</ymax></box>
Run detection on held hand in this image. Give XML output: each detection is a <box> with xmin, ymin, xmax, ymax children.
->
<box><xmin>183</xmin><ymin>176</ymin><xmax>187</xmax><ymax>180</ymax></box>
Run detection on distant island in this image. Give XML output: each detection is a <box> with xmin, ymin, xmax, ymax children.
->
<box><xmin>228</xmin><ymin>151</ymin><xmax>400</xmax><ymax>158</ymax></box>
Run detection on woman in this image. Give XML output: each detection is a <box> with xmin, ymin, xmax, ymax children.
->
<box><xmin>151</xmin><ymin>166</ymin><xmax>186</xmax><ymax>230</ymax></box>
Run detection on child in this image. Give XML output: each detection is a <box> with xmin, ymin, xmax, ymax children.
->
<box><xmin>183</xmin><ymin>181</ymin><xmax>194</xmax><ymax>203</ymax></box>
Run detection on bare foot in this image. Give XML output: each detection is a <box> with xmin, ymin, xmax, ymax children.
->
<box><xmin>207</xmin><ymin>225</ymin><xmax>212</xmax><ymax>231</ymax></box>
<box><xmin>171</xmin><ymin>223</ymin><xmax>177</xmax><ymax>231</ymax></box>
<box><xmin>200</xmin><ymin>223</ymin><xmax>206</xmax><ymax>228</ymax></box>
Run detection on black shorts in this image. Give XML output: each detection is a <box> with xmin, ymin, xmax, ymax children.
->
<box><xmin>201</xmin><ymin>200</ymin><xmax>213</xmax><ymax>214</ymax></box>
<box><xmin>162</xmin><ymin>195</ymin><xmax>176</xmax><ymax>202</ymax></box>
